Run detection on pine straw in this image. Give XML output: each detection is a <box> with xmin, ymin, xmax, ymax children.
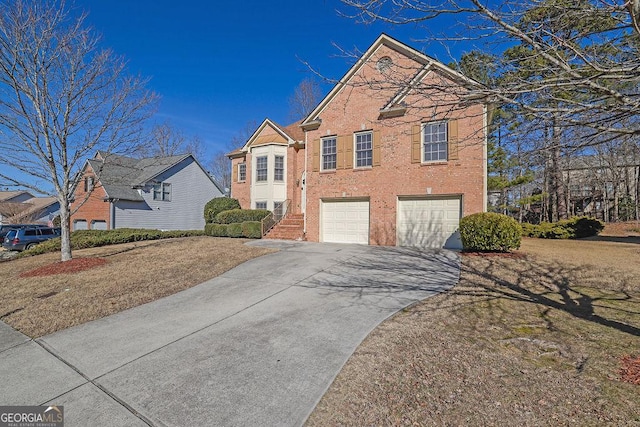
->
<box><xmin>0</xmin><ymin>237</ymin><xmax>275</xmax><ymax>338</ymax></box>
<box><xmin>307</xmin><ymin>237</ymin><xmax>640</xmax><ymax>426</ymax></box>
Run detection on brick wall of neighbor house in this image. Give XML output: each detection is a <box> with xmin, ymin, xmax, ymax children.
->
<box><xmin>231</xmin><ymin>153</ymin><xmax>251</xmax><ymax>209</ymax></box>
<box><xmin>70</xmin><ymin>166</ymin><xmax>110</xmax><ymax>229</ymax></box>
<box><xmin>304</xmin><ymin>43</ymin><xmax>486</xmax><ymax>245</ymax></box>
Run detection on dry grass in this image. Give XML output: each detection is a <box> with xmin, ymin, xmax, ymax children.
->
<box><xmin>0</xmin><ymin>237</ymin><xmax>275</xmax><ymax>338</ymax></box>
<box><xmin>307</xmin><ymin>236</ymin><xmax>640</xmax><ymax>426</ymax></box>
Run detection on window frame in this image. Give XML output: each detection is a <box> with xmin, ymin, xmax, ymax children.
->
<box><xmin>255</xmin><ymin>201</ymin><xmax>267</xmax><ymax>210</ymax></box>
<box><xmin>256</xmin><ymin>156</ymin><xmax>268</xmax><ymax>182</ymax></box>
<box><xmin>84</xmin><ymin>176</ymin><xmax>94</xmax><ymax>192</ymax></box>
<box><xmin>153</xmin><ymin>182</ymin><xmax>172</xmax><ymax>201</ymax></box>
<box><xmin>354</xmin><ymin>131</ymin><xmax>373</xmax><ymax>168</ymax></box>
<box><xmin>321</xmin><ymin>137</ymin><xmax>337</xmax><ymax>171</ymax></box>
<box><xmin>422</xmin><ymin>121</ymin><xmax>448</xmax><ymax>163</ymax></box>
<box><xmin>274</xmin><ymin>155</ymin><xmax>284</xmax><ymax>182</ymax></box>
<box><xmin>238</xmin><ymin>163</ymin><xmax>246</xmax><ymax>182</ymax></box>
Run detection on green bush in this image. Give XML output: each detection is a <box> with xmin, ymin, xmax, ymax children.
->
<box><xmin>204</xmin><ymin>223</ymin><xmax>228</xmax><ymax>237</ymax></box>
<box><xmin>227</xmin><ymin>222</ymin><xmax>243</xmax><ymax>238</ymax></box>
<box><xmin>214</xmin><ymin>209</ymin><xmax>270</xmax><ymax>224</ymax></box>
<box><xmin>521</xmin><ymin>216</ymin><xmax>603</xmax><ymax>239</ymax></box>
<box><xmin>20</xmin><ymin>228</ymin><xmax>205</xmax><ymax>257</ymax></box>
<box><xmin>570</xmin><ymin>216</ymin><xmax>604</xmax><ymax>238</ymax></box>
<box><xmin>204</xmin><ymin>197</ymin><xmax>240</xmax><ymax>223</ymax></box>
<box><xmin>242</xmin><ymin>221</ymin><xmax>262</xmax><ymax>238</ymax></box>
<box><xmin>459</xmin><ymin>212</ymin><xmax>521</xmax><ymax>252</ymax></box>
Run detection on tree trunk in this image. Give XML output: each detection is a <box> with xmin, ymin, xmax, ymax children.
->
<box><xmin>58</xmin><ymin>197</ymin><xmax>72</xmax><ymax>261</ymax></box>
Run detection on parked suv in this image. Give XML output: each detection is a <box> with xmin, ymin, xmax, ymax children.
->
<box><xmin>0</xmin><ymin>224</ymin><xmax>48</xmax><ymax>241</ymax></box>
<box><xmin>2</xmin><ymin>227</ymin><xmax>61</xmax><ymax>251</ymax></box>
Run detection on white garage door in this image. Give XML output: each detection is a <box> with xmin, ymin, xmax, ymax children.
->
<box><xmin>321</xmin><ymin>200</ymin><xmax>369</xmax><ymax>244</ymax></box>
<box><xmin>397</xmin><ymin>197</ymin><xmax>462</xmax><ymax>249</ymax></box>
<box><xmin>73</xmin><ymin>219</ymin><xmax>88</xmax><ymax>231</ymax></box>
<box><xmin>91</xmin><ymin>220</ymin><xmax>107</xmax><ymax>230</ymax></box>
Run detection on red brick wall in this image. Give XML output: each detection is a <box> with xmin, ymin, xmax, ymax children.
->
<box><xmin>304</xmin><ymin>44</ymin><xmax>486</xmax><ymax>245</ymax></box>
<box><xmin>70</xmin><ymin>166</ymin><xmax>110</xmax><ymax>229</ymax></box>
<box><xmin>287</xmin><ymin>145</ymin><xmax>306</xmax><ymax>214</ymax></box>
<box><xmin>230</xmin><ymin>154</ymin><xmax>251</xmax><ymax>209</ymax></box>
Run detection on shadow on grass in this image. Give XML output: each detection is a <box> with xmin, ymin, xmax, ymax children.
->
<box><xmin>583</xmin><ymin>235</ymin><xmax>640</xmax><ymax>245</ymax></box>
<box><xmin>458</xmin><ymin>255</ymin><xmax>640</xmax><ymax>337</ymax></box>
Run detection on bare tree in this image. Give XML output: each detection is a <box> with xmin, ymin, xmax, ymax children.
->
<box><xmin>288</xmin><ymin>78</ymin><xmax>322</xmax><ymax>121</ymax></box>
<box><xmin>0</xmin><ymin>0</ymin><xmax>156</xmax><ymax>261</ymax></box>
<box><xmin>341</xmin><ymin>0</ymin><xmax>640</xmax><ymax>145</ymax></box>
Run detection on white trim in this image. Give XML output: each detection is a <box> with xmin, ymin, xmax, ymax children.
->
<box><xmin>240</xmin><ymin>118</ymin><xmax>295</xmax><ymax>152</ymax></box>
<box><xmin>421</xmin><ymin>121</ymin><xmax>448</xmax><ymax>163</ymax></box>
<box><xmin>353</xmin><ymin>130</ymin><xmax>373</xmax><ymax>169</ymax></box>
<box><xmin>238</xmin><ymin>162</ymin><xmax>246</xmax><ymax>183</ymax></box>
<box><xmin>301</xmin><ymin>33</ymin><xmax>484</xmax><ymax>126</ymax></box>
<box><xmin>320</xmin><ymin>136</ymin><xmax>337</xmax><ymax>171</ymax></box>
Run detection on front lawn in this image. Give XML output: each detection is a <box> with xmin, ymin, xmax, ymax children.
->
<box><xmin>0</xmin><ymin>237</ymin><xmax>275</xmax><ymax>337</ymax></box>
<box><xmin>307</xmin><ymin>236</ymin><xmax>640</xmax><ymax>426</ymax></box>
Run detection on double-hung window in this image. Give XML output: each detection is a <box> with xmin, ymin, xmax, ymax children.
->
<box><xmin>238</xmin><ymin>163</ymin><xmax>246</xmax><ymax>182</ymax></box>
<box><xmin>256</xmin><ymin>156</ymin><xmax>268</xmax><ymax>182</ymax></box>
<box><xmin>423</xmin><ymin>121</ymin><xmax>448</xmax><ymax>162</ymax></box>
<box><xmin>255</xmin><ymin>201</ymin><xmax>267</xmax><ymax>210</ymax></box>
<box><xmin>355</xmin><ymin>131</ymin><xmax>373</xmax><ymax>168</ymax></box>
<box><xmin>274</xmin><ymin>156</ymin><xmax>284</xmax><ymax>181</ymax></box>
<box><xmin>321</xmin><ymin>137</ymin><xmax>337</xmax><ymax>171</ymax></box>
<box><xmin>153</xmin><ymin>182</ymin><xmax>171</xmax><ymax>201</ymax></box>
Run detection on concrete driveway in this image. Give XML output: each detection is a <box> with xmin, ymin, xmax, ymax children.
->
<box><xmin>1</xmin><ymin>240</ymin><xmax>460</xmax><ymax>426</ymax></box>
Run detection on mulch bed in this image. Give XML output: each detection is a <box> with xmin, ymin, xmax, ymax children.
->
<box><xmin>620</xmin><ymin>355</ymin><xmax>640</xmax><ymax>385</ymax></box>
<box><xmin>19</xmin><ymin>257</ymin><xmax>108</xmax><ymax>278</ymax></box>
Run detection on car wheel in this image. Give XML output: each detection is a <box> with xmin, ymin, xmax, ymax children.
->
<box><xmin>25</xmin><ymin>243</ymin><xmax>37</xmax><ymax>250</ymax></box>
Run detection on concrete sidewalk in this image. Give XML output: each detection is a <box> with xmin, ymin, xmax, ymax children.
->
<box><xmin>0</xmin><ymin>241</ymin><xmax>460</xmax><ymax>426</ymax></box>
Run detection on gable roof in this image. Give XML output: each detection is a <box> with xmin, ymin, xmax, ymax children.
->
<box><xmin>229</xmin><ymin>118</ymin><xmax>305</xmax><ymax>157</ymax></box>
<box><xmin>301</xmin><ymin>33</ymin><xmax>483</xmax><ymax>129</ymax></box>
<box><xmin>7</xmin><ymin>197</ymin><xmax>58</xmax><ymax>222</ymax></box>
<box><xmin>83</xmin><ymin>152</ymin><xmax>221</xmax><ymax>201</ymax></box>
<box><xmin>0</xmin><ymin>191</ymin><xmax>33</xmax><ymax>202</ymax></box>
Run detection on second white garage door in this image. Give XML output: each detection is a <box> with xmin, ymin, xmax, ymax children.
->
<box><xmin>397</xmin><ymin>197</ymin><xmax>462</xmax><ymax>249</ymax></box>
<box><xmin>321</xmin><ymin>200</ymin><xmax>369</xmax><ymax>244</ymax></box>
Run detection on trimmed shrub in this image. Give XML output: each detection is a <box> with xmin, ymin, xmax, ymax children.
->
<box><xmin>459</xmin><ymin>212</ymin><xmax>521</xmax><ymax>252</ymax></box>
<box><xmin>20</xmin><ymin>228</ymin><xmax>206</xmax><ymax>257</ymax></box>
<box><xmin>570</xmin><ymin>216</ymin><xmax>604</xmax><ymax>238</ymax></box>
<box><xmin>204</xmin><ymin>197</ymin><xmax>240</xmax><ymax>223</ymax></box>
<box><xmin>214</xmin><ymin>209</ymin><xmax>270</xmax><ymax>224</ymax></box>
<box><xmin>227</xmin><ymin>222</ymin><xmax>243</xmax><ymax>238</ymax></box>
<box><xmin>242</xmin><ymin>221</ymin><xmax>262</xmax><ymax>239</ymax></box>
<box><xmin>205</xmin><ymin>223</ymin><xmax>228</xmax><ymax>237</ymax></box>
<box><xmin>521</xmin><ymin>216</ymin><xmax>603</xmax><ymax>239</ymax></box>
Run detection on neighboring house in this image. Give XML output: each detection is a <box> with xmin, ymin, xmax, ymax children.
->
<box><xmin>0</xmin><ymin>191</ymin><xmax>60</xmax><ymax>225</ymax></box>
<box><xmin>71</xmin><ymin>151</ymin><xmax>223</xmax><ymax>231</ymax></box>
<box><xmin>229</xmin><ymin>34</ymin><xmax>487</xmax><ymax>249</ymax></box>
<box><xmin>564</xmin><ymin>155</ymin><xmax>640</xmax><ymax>222</ymax></box>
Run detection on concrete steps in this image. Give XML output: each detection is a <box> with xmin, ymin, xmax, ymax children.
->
<box><xmin>265</xmin><ymin>214</ymin><xmax>305</xmax><ymax>240</ymax></box>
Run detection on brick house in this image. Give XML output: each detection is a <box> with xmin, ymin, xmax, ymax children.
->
<box><xmin>229</xmin><ymin>34</ymin><xmax>487</xmax><ymax>249</ymax></box>
<box><xmin>71</xmin><ymin>151</ymin><xmax>223</xmax><ymax>231</ymax></box>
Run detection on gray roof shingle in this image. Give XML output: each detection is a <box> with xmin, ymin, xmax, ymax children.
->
<box><xmin>87</xmin><ymin>153</ymin><xmax>193</xmax><ymax>202</ymax></box>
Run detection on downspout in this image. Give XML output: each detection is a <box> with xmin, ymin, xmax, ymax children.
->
<box><xmin>483</xmin><ymin>104</ymin><xmax>488</xmax><ymax>212</ymax></box>
<box><xmin>110</xmin><ymin>199</ymin><xmax>116</xmax><ymax>230</ymax></box>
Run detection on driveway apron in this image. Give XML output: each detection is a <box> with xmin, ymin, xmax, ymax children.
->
<box><xmin>0</xmin><ymin>241</ymin><xmax>460</xmax><ymax>426</ymax></box>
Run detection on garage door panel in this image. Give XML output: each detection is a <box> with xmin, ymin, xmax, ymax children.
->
<box><xmin>322</xmin><ymin>200</ymin><xmax>369</xmax><ymax>244</ymax></box>
<box><xmin>397</xmin><ymin>197</ymin><xmax>462</xmax><ymax>249</ymax></box>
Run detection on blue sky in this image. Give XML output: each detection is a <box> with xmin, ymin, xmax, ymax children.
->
<box><xmin>73</xmin><ymin>0</ymin><xmax>471</xmax><ymax>158</ymax></box>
